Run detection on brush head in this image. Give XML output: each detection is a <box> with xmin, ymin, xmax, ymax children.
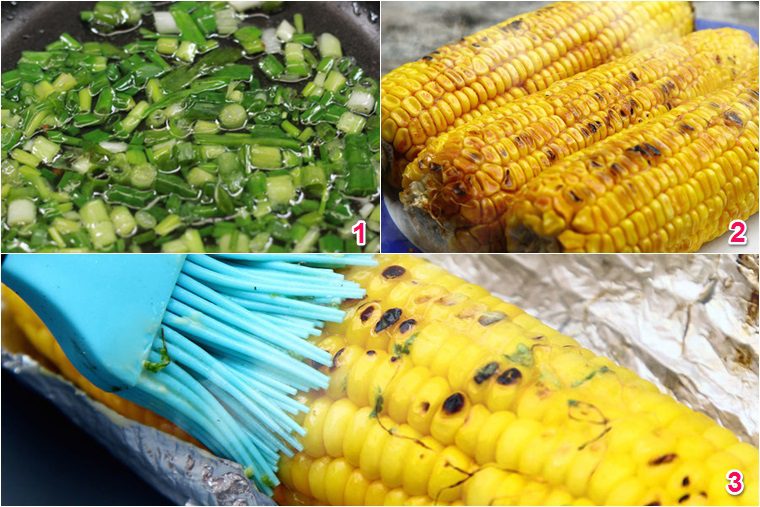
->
<box><xmin>3</xmin><ymin>254</ymin><xmax>185</xmax><ymax>391</ymax></box>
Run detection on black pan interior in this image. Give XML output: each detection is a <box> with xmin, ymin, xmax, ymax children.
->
<box><xmin>1</xmin><ymin>2</ymin><xmax>379</xmax><ymax>76</ymax></box>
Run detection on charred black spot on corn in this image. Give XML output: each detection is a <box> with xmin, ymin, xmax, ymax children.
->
<box><xmin>497</xmin><ymin>367</ymin><xmax>522</xmax><ymax>385</ymax></box>
<box><xmin>375</xmin><ymin>308</ymin><xmax>402</xmax><ymax>332</ymax></box>
<box><xmin>649</xmin><ymin>453</ymin><xmax>677</xmax><ymax>465</ymax></box>
<box><xmin>443</xmin><ymin>393</ymin><xmax>466</xmax><ymax>414</ymax></box>
<box><xmin>678</xmin><ymin>494</ymin><xmax>690</xmax><ymax>504</ymax></box>
<box><xmin>478</xmin><ymin>311</ymin><xmax>506</xmax><ymax>326</ymax></box>
<box><xmin>399</xmin><ymin>318</ymin><xmax>417</xmax><ymax>333</ymax></box>
<box><xmin>724</xmin><ymin>110</ymin><xmax>744</xmax><ymax>127</ymax></box>
<box><xmin>330</xmin><ymin>347</ymin><xmax>345</xmax><ymax>371</ymax></box>
<box><xmin>382</xmin><ymin>265</ymin><xmax>406</xmax><ymax>279</ymax></box>
<box><xmin>360</xmin><ymin>305</ymin><xmax>376</xmax><ymax>322</ymax></box>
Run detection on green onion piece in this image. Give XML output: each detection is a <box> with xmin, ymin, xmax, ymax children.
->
<box><xmin>187</xmin><ymin>166</ymin><xmax>216</xmax><ymax>186</ymax></box>
<box><xmin>154</xmin><ymin>213</ymin><xmax>182</xmax><ymax>236</ymax></box>
<box><xmin>78</xmin><ymin>88</ymin><xmax>93</xmax><ymax>112</ymax></box>
<box><xmin>319</xmin><ymin>234</ymin><xmax>343</xmax><ymax>253</ymax></box>
<box><xmin>30</xmin><ymin>136</ymin><xmax>61</xmax><ymax>164</ymax></box>
<box><xmin>156</xmin><ymin>37</ymin><xmax>179</xmax><ymax>55</ymax></box>
<box><xmin>317</xmin><ymin>33</ymin><xmax>342</xmax><ymax>58</ymax></box>
<box><xmin>324</xmin><ymin>70</ymin><xmax>346</xmax><ymax>92</ymax></box>
<box><xmin>110</xmin><ymin>206</ymin><xmax>137</xmax><ymax>237</ymax></box>
<box><xmin>176</xmin><ymin>40</ymin><xmax>198</xmax><ymax>63</ymax></box>
<box><xmin>135</xmin><ymin>209</ymin><xmax>157</xmax><ymax>229</ymax></box>
<box><xmin>219</xmin><ymin>103</ymin><xmax>247</xmax><ymax>129</ymax></box>
<box><xmin>80</xmin><ymin>199</ymin><xmax>117</xmax><ymax>249</ymax></box>
<box><xmin>170</xmin><ymin>9</ymin><xmax>206</xmax><ymax>45</ymax></box>
<box><xmin>7</xmin><ymin>199</ymin><xmax>37</xmax><ymax>227</ymax></box>
<box><xmin>11</xmin><ymin>149</ymin><xmax>41</xmax><ymax>168</ymax></box>
<box><xmin>266</xmin><ymin>174</ymin><xmax>295</xmax><ymax>208</ymax></box>
<box><xmin>215</xmin><ymin>8</ymin><xmax>239</xmax><ymax>35</ymax></box>
<box><xmin>336</xmin><ymin>111</ymin><xmax>366</xmax><ymax>134</ymax></box>
<box><xmin>129</xmin><ymin>163</ymin><xmax>157</xmax><ymax>189</ymax></box>
<box><xmin>294</xmin><ymin>13</ymin><xmax>304</xmax><ymax>34</ymax></box>
<box><xmin>249</xmin><ymin>145</ymin><xmax>282</xmax><ymax>169</ymax></box>
<box><xmin>259</xmin><ymin>54</ymin><xmax>285</xmax><ymax>79</ymax></box>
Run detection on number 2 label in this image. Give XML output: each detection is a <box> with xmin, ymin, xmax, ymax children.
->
<box><xmin>728</xmin><ymin>220</ymin><xmax>747</xmax><ymax>246</ymax></box>
<box><xmin>352</xmin><ymin>220</ymin><xmax>366</xmax><ymax>246</ymax></box>
<box><xmin>726</xmin><ymin>469</ymin><xmax>744</xmax><ymax>496</ymax></box>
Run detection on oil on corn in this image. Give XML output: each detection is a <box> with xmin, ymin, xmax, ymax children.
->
<box><xmin>383</xmin><ymin>1</ymin><xmax>759</xmax><ymax>253</ymax></box>
<box><xmin>5</xmin><ymin>256</ymin><xmax>758</xmax><ymax>506</ymax></box>
<box><xmin>382</xmin><ymin>1</ymin><xmax>695</xmax><ymax>185</ymax></box>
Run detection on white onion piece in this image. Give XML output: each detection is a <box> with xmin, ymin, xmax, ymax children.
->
<box><xmin>276</xmin><ymin>20</ymin><xmax>295</xmax><ymax>42</ymax></box>
<box><xmin>347</xmin><ymin>90</ymin><xmax>375</xmax><ymax>114</ymax></box>
<box><xmin>262</xmin><ymin>28</ymin><xmax>281</xmax><ymax>54</ymax></box>
<box><xmin>99</xmin><ymin>141</ymin><xmax>128</xmax><ymax>153</ymax></box>
<box><xmin>153</xmin><ymin>12</ymin><xmax>179</xmax><ymax>34</ymax></box>
<box><xmin>7</xmin><ymin>199</ymin><xmax>36</xmax><ymax>226</ymax></box>
<box><xmin>228</xmin><ymin>1</ymin><xmax>263</xmax><ymax>12</ymax></box>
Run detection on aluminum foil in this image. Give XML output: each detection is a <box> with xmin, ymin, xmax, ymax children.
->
<box><xmin>425</xmin><ymin>253</ymin><xmax>759</xmax><ymax>444</ymax></box>
<box><xmin>2</xmin><ymin>254</ymin><xmax>758</xmax><ymax>504</ymax></box>
<box><xmin>1</xmin><ymin>331</ymin><xmax>272</xmax><ymax>505</ymax></box>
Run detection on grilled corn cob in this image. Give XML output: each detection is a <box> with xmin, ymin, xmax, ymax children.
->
<box><xmin>2</xmin><ymin>286</ymin><xmax>196</xmax><ymax>444</ymax></box>
<box><xmin>504</xmin><ymin>72</ymin><xmax>759</xmax><ymax>252</ymax></box>
<box><xmin>382</xmin><ymin>1</ymin><xmax>695</xmax><ymax>183</ymax></box>
<box><xmin>400</xmin><ymin>29</ymin><xmax>758</xmax><ymax>252</ymax></box>
<box><xmin>275</xmin><ymin>255</ymin><xmax>758</xmax><ymax>505</ymax></box>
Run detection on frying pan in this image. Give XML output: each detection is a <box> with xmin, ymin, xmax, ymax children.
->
<box><xmin>0</xmin><ymin>2</ymin><xmax>377</xmax><ymax>504</ymax></box>
<box><xmin>2</xmin><ymin>2</ymin><xmax>379</xmax><ymax>75</ymax></box>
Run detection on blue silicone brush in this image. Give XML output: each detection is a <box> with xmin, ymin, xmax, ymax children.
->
<box><xmin>2</xmin><ymin>253</ymin><xmax>375</xmax><ymax>494</ymax></box>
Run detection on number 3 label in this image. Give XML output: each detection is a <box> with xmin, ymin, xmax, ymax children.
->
<box><xmin>726</xmin><ymin>469</ymin><xmax>744</xmax><ymax>495</ymax></box>
<box><xmin>728</xmin><ymin>220</ymin><xmax>748</xmax><ymax>246</ymax></box>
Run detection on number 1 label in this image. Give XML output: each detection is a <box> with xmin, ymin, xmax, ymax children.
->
<box><xmin>352</xmin><ymin>220</ymin><xmax>366</xmax><ymax>246</ymax></box>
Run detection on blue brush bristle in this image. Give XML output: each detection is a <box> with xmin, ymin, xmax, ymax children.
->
<box><xmin>134</xmin><ymin>254</ymin><xmax>375</xmax><ymax>494</ymax></box>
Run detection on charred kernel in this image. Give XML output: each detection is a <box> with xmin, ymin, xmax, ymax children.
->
<box><xmin>569</xmin><ymin>190</ymin><xmax>582</xmax><ymax>202</ymax></box>
<box><xmin>390</xmin><ymin>356</ymin><xmax>399</xmax><ymax>362</ymax></box>
<box><xmin>421</xmin><ymin>55</ymin><xmax>432</xmax><ymax>61</ymax></box>
<box><xmin>682</xmin><ymin>476</ymin><xmax>690</xmax><ymax>487</ymax></box>
<box><xmin>375</xmin><ymin>308</ymin><xmax>402</xmax><ymax>332</ymax></box>
<box><xmin>649</xmin><ymin>453</ymin><xmax>677</xmax><ymax>465</ymax></box>
<box><xmin>678</xmin><ymin>494</ymin><xmax>690</xmax><ymax>504</ymax></box>
<box><xmin>646</xmin><ymin>503</ymin><xmax>661</xmax><ymax>506</ymax></box>
<box><xmin>430</xmin><ymin>163</ymin><xmax>443</xmax><ymax>172</ymax></box>
<box><xmin>642</xmin><ymin>143</ymin><xmax>661</xmax><ymax>156</ymax></box>
<box><xmin>360</xmin><ymin>305</ymin><xmax>375</xmax><ymax>322</ymax></box>
<box><xmin>478</xmin><ymin>311</ymin><xmax>506</xmax><ymax>326</ymax></box>
<box><xmin>590</xmin><ymin>160</ymin><xmax>602</xmax><ymax>168</ymax></box>
<box><xmin>587</xmin><ymin>122</ymin><xmax>598</xmax><ymax>133</ymax></box>
<box><xmin>420</xmin><ymin>401</ymin><xmax>430</xmax><ymax>412</ymax></box>
<box><xmin>399</xmin><ymin>319</ymin><xmax>417</xmax><ymax>333</ymax></box>
<box><xmin>331</xmin><ymin>348</ymin><xmax>346</xmax><ymax>370</ymax></box>
<box><xmin>382</xmin><ymin>265</ymin><xmax>406</xmax><ymax>279</ymax></box>
<box><xmin>629</xmin><ymin>71</ymin><xmax>639</xmax><ymax>81</ymax></box>
<box><xmin>367</xmin><ymin>350</ymin><xmax>376</xmax><ymax>356</ymax></box>
<box><xmin>724</xmin><ymin>111</ymin><xmax>744</xmax><ymax>126</ymax></box>
<box><xmin>508</xmin><ymin>19</ymin><xmax>524</xmax><ymax>29</ymax></box>
<box><xmin>497</xmin><ymin>368</ymin><xmax>522</xmax><ymax>385</ymax></box>
<box><xmin>474</xmin><ymin>361</ymin><xmax>500</xmax><ymax>384</ymax></box>
<box><xmin>442</xmin><ymin>393</ymin><xmax>466</xmax><ymax>414</ymax></box>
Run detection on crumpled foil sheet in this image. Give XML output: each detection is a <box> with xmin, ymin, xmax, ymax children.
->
<box><xmin>1</xmin><ymin>347</ymin><xmax>272</xmax><ymax>506</ymax></box>
<box><xmin>426</xmin><ymin>254</ymin><xmax>759</xmax><ymax>444</ymax></box>
<box><xmin>2</xmin><ymin>254</ymin><xmax>757</xmax><ymax>505</ymax></box>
